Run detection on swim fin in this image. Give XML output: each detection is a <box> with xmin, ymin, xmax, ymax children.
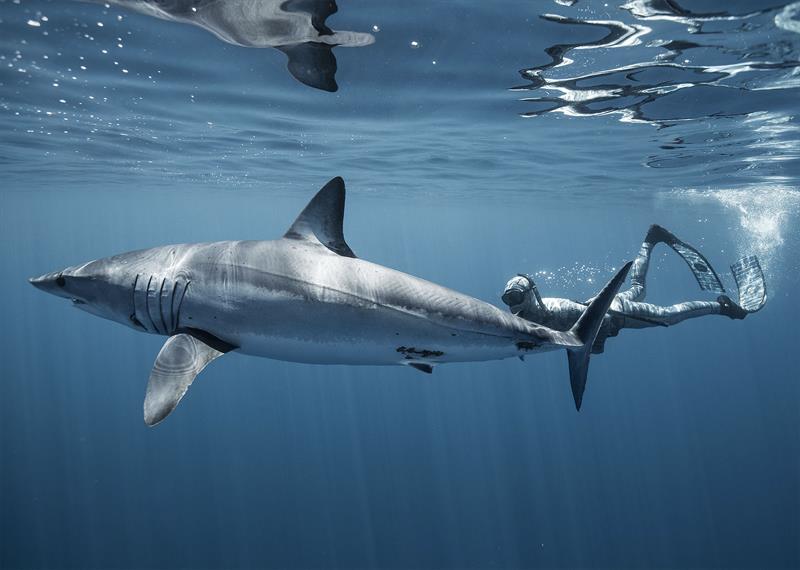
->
<box><xmin>730</xmin><ymin>255</ymin><xmax>767</xmax><ymax>313</ymax></box>
<box><xmin>647</xmin><ymin>224</ymin><xmax>725</xmax><ymax>294</ymax></box>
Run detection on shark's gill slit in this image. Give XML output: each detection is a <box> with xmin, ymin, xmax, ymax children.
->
<box><xmin>143</xmin><ymin>275</ymin><xmax>154</xmax><ymax>332</ymax></box>
<box><xmin>174</xmin><ymin>281</ymin><xmax>190</xmax><ymax>330</ymax></box>
<box><xmin>129</xmin><ymin>274</ymin><xmax>145</xmax><ymax>329</ymax></box>
<box><xmin>157</xmin><ymin>277</ymin><xmax>169</xmax><ymax>334</ymax></box>
<box><xmin>168</xmin><ymin>281</ymin><xmax>179</xmax><ymax>333</ymax></box>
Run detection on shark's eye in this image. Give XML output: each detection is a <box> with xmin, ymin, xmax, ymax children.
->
<box><xmin>56</xmin><ymin>275</ymin><xmax>66</xmax><ymax>288</ymax></box>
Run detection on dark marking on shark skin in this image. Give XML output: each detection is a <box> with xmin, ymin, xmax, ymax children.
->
<box><xmin>516</xmin><ymin>341</ymin><xmax>541</xmax><ymax>351</ymax></box>
<box><xmin>396</xmin><ymin>346</ymin><xmax>444</xmax><ymax>359</ymax></box>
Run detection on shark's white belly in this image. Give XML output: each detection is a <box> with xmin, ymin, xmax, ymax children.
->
<box><xmin>236</xmin><ymin>334</ymin><xmax>519</xmax><ymax>366</ymax></box>
<box><xmin>185</xmin><ymin>298</ymin><xmax>535</xmax><ymax>366</ymax></box>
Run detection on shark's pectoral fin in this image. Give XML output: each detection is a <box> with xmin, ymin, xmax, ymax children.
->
<box><xmin>277</xmin><ymin>42</ymin><xmax>338</xmax><ymax>92</ymax></box>
<box><xmin>144</xmin><ymin>333</ymin><xmax>230</xmax><ymax>427</ymax></box>
<box><xmin>283</xmin><ymin>177</ymin><xmax>356</xmax><ymax>257</ymax></box>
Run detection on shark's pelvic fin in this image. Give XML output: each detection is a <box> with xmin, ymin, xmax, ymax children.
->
<box><xmin>144</xmin><ymin>333</ymin><xmax>231</xmax><ymax>427</ymax></box>
<box><xmin>408</xmin><ymin>362</ymin><xmax>434</xmax><ymax>374</ymax></box>
<box><xmin>566</xmin><ymin>261</ymin><xmax>633</xmax><ymax>411</ymax></box>
<box><xmin>284</xmin><ymin>176</ymin><xmax>356</xmax><ymax>257</ymax></box>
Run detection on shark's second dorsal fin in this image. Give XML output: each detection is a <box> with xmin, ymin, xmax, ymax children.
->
<box><xmin>283</xmin><ymin>177</ymin><xmax>356</xmax><ymax>257</ymax></box>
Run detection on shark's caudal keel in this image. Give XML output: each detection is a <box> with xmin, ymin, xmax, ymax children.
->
<box><xmin>30</xmin><ymin>177</ymin><xmax>630</xmax><ymax>425</ymax></box>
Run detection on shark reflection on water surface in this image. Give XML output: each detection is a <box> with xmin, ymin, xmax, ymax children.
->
<box><xmin>85</xmin><ymin>0</ymin><xmax>375</xmax><ymax>91</ymax></box>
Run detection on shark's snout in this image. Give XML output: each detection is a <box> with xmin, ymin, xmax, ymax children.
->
<box><xmin>29</xmin><ymin>270</ymin><xmax>69</xmax><ymax>297</ymax></box>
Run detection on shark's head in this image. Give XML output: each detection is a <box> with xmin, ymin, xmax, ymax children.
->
<box><xmin>29</xmin><ymin>257</ymin><xmax>137</xmax><ymax>327</ymax></box>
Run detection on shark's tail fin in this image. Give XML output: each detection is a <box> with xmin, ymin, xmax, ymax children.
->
<box><xmin>566</xmin><ymin>261</ymin><xmax>633</xmax><ymax>410</ymax></box>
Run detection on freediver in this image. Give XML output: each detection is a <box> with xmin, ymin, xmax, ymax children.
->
<box><xmin>501</xmin><ymin>225</ymin><xmax>765</xmax><ymax>354</ymax></box>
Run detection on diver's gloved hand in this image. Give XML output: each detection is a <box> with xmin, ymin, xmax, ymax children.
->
<box><xmin>718</xmin><ymin>295</ymin><xmax>748</xmax><ymax>320</ymax></box>
<box><xmin>501</xmin><ymin>275</ymin><xmax>532</xmax><ymax>307</ymax></box>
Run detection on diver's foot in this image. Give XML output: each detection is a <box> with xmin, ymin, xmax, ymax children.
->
<box><xmin>718</xmin><ymin>295</ymin><xmax>748</xmax><ymax>320</ymax></box>
<box><xmin>645</xmin><ymin>224</ymin><xmax>678</xmax><ymax>246</ymax></box>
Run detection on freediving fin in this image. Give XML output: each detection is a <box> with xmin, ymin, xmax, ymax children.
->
<box><xmin>731</xmin><ymin>255</ymin><xmax>767</xmax><ymax>313</ymax></box>
<box><xmin>144</xmin><ymin>333</ymin><xmax>229</xmax><ymax>426</ymax></box>
<box><xmin>652</xmin><ymin>225</ymin><xmax>725</xmax><ymax>293</ymax></box>
<box><xmin>566</xmin><ymin>261</ymin><xmax>633</xmax><ymax>411</ymax></box>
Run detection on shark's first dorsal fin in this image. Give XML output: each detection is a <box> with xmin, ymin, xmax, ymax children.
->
<box><xmin>283</xmin><ymin>177</ymin><xmax>356</xmax><ymax>257</ymax></box>
<box><xmin>276</xmin><ymin>43</ymin><xmax>338</xmax><ymax>92</ymax></box>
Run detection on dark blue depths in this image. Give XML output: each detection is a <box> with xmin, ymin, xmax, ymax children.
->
<box><xmin>1</xmin><ymin>0</ymin><xmax>799</xmax><ymax>568</ymax></box>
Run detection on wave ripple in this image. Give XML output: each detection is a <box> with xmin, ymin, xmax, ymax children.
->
<box><xmin>518</xmin><ymin>0</ymin><xmax>800</xmax><ymax>177</ymax></box>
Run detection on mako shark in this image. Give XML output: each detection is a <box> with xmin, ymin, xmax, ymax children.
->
<box><xmin>30</xmin><ymin>178</ymin><xmax>631</xmax><ymax>426</ymax></box>
<box><xmin>85</xmin><ymin>0</ymin><xmax>375</xmax><ymax>91</ymax></box>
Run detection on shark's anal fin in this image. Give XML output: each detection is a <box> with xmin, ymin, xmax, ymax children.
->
<box><xmin>144</xmin><ymin>333</ymin><xmax>233</xmax><ymax>427</ymax></box>
<box><xmin>567</xmin><ymin>261</ymin><xmax>633</xmax><ymax>411</ymax></box>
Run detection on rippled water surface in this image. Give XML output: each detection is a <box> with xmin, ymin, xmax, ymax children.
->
<box><xmin>3</xmin><ymin>0</ymin><xmax>798</xmax><ymax>193</ymax></box>
<box><xmin>1</xmin><ymin>1</ymin><xmax>799</xmax><ymax>568</ymax></box>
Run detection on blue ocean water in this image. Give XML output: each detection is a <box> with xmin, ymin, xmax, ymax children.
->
<box><xmin>1</xmin><ymin>0</ymin><xmax>799</xmax><ymax>568</ymax></box>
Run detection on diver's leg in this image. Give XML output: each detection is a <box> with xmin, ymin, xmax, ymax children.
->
<box><xmin>616</xmin><ymin>224</ymin><xmax>675</xmax><ymax>303</ymax></box>
<box><xmin>615</xmin><ymin>296</ymin><xmax>745</xmax><ymax>329</ymax></box>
